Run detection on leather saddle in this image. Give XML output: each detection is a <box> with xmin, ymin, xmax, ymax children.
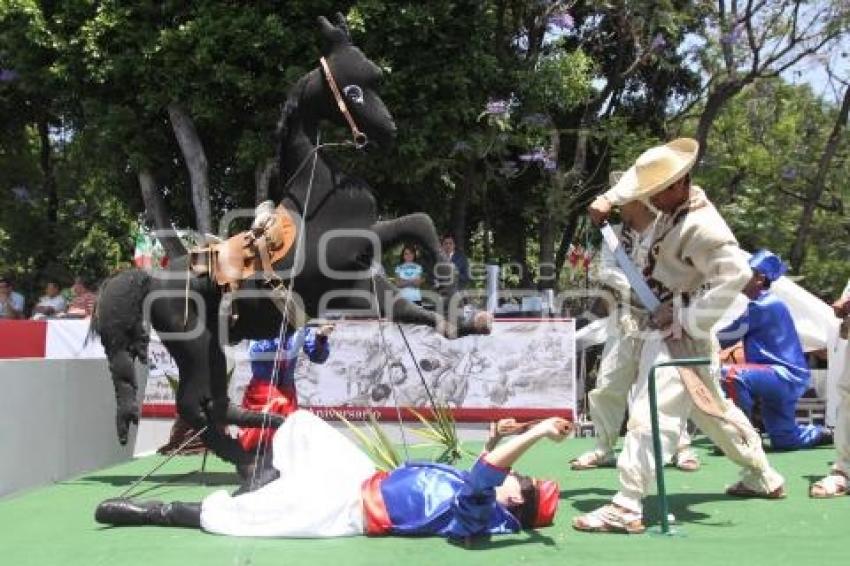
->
<box><xmin>189</xmin><ymin>201</ymin><xmax>299</xmax><ymax>324</ymax></box>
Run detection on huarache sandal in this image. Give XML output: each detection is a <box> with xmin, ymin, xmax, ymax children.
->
<box><xmin>809</xmin><ymin>472</ymin><xmax>848</xmax><ymax>498</ymax></box>
<box><xmin>673</xmin><ymin>448</ymin><xmax>701</xmax><ymax>472</ymax></box>
<box><xmin>572</xmin><ymin>504</ymin><xmax>645</xmax><ymax>534</ymax></box>
<box><xmin>570</xmin><ymin>450</ymin><xmax>617</xmax><ymax>470</ymax></box>
<box><xmin>725</xmin><ymin>481</ymin><xmax>786</xmax><ymax>499</ymax></box>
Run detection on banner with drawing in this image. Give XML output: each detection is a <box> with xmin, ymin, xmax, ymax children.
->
<box><xmin>143</xmin><ymin>318</ymin><xmax>576</xmax><ymax>421</ymax></box>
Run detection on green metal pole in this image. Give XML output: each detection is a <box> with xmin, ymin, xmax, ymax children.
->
<box><xmin>648</xmin><ymin>356</ymin><xmax>710</xmax><ymax>535</ymax></box>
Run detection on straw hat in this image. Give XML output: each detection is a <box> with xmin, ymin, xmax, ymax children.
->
<box><xmin>610</xmin><ymin>138</ymin><xmax>699</xmax><ymax>200</ymax></box>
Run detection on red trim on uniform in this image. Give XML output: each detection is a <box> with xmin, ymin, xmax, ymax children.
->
<box><xmin>479</xmin><ymin>453</ymin><xmax>511</xmax><ymax>474</ymax></box>
<box><xmin>533</xmin><ymin>479</ymin><xmax>560</xmax><ymax>527</ymax></box>
<box><xmin>237</xmin><ymin>381</ymin><xmax>298</xmax><ymax>452</ymax></box>
<box><xmin>361</xmin><ymin>470</ymin><xmax>391</xmax><ymax>535</ymax></box>
<box><xmin>724</xmin><ymin>363</ymin><xmax>769</xmax><ymax>405</ymax></box>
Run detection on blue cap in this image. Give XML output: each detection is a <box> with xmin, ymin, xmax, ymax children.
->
<box><xmin>748</xmin><ymin>249</ymin><xmax>787</xmax><ymax>282</ymax></box>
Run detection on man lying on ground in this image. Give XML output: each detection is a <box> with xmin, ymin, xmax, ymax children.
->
<box><xmin>95</xmin><ymin>410</ymin><xmax>570</xmax><ymax>540</ymax></box>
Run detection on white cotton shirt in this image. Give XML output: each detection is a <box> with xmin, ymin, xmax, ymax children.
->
<box><xmin>200</xmin><ymin>410</ymin><xmax>376</xmax><ymax>538</ymax></box>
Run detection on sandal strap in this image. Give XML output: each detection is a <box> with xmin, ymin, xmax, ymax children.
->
<box><xmin>584</xmin><ymin>505</ymin><xmax>642</xmax><ymax>530</ymax></box>
<box><xmin>814</xmin><ymin>474</ymin><xmax>848</xmax><ymax>493</ymax></box>
<box><xmin>572</xmin><ymin>450</ymin><xmax>614</xmax><ymax>467</ymax></box>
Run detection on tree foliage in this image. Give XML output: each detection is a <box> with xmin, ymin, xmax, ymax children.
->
<box><xmin>1</xmin><ymin>0</ymin><xmax>849</xmax><ymax>305</ymax></box>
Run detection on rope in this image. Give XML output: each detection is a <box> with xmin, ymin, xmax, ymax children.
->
<box><xmin>370</xmin><ymin>273</ymin><xmax>411</xmax><ymax>462</ymax></box>
<box><xmin>118</xmin><ymin>425</ymin><xmax>209</xmax><ymax>499</ymax></box>
<box><xmin>246</xmin><ymin>129</ymin><xmax>324</xmax><ymax>488</ymax></box>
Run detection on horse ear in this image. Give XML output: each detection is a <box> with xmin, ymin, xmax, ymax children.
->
<box><xmin>334</xmin><ymin>12</ymin><xmax>352</xmax><ymax>41</ymax></box>
<box><xmin>317</xmin><ymin>15</ymin><xmax>350</xmax><ymax>52</ymax></box>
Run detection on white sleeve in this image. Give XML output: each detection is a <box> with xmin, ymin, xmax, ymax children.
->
<box><xmin>597</xmin><ymin>227</ymin><xmax>631</xmax><ymax>299</ymax></box>
<box><xmin>678</xmin><ymin>238</ymin><xmax>750</xmax><ymax>338</ymax></box>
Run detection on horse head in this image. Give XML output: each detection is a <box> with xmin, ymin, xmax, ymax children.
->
<box><xmin>306</xmin><ymin>13</ymin><xmax>396</xmax><ymax>149</ymax></box>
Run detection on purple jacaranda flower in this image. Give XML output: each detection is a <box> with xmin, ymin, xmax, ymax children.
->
<box><xmin>721</xmin><ymin>22</ymin><xmax>745</xmax><ymax>45</ymax></box>
<box><xmin>548</xmin><ymin>11</ymin><xmax>574</xmax><ymax>31</ymax></box>
<box><xmin>781</xmin><ymin>166</ymin><xmax>798</xmax><ymax>181</ymax></box>
<box><xmin>0</xmin><ymin>69</ymin><xmax>19</xmax><ymax>82</ymax></box>
<box><xmin>518</xmin><ymin>148</ymin><xmax>549</xmax><ymax>162</ymax></box>
<box><xmin>485</xmin><ymin>99</ymin><xmax>509</xmax><ymax>115</ymax></box>
<box><xmin>543</xmin><ymin>157</ymin><xmax>558</xmax><ymax>171</ymax></box>
<box><xmin>11</xmin><ymin>187</ymin><xmax>30</xmax><ymax>201</ymax></box>
<box><xmin>650</xmin><ymin>33</ymin><xmax>667</xmax><ymax>52</ymax></box>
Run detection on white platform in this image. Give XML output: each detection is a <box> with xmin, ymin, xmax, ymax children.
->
<box><xmin>0</xmin><ymin>358</ymin><xmax>145</xmax><ymax>499</ymax></box>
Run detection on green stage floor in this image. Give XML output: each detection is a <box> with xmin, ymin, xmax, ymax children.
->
<box><xmin>2</xmin><ymin>436</ymin><xmax>847</xmax><ymax>566</ymax></box>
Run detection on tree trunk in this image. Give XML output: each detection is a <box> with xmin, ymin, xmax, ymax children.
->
<box><xmin>450</xmin><ymin>161</ymin><xmax>475</xmax><ymax>254</ymax></box>
<box><xmin>788</xmin><ymin>85</ymin><xmax>850</xmax><ymax>272</ymax></box>
<box><xmin>37</xmin><ymin>118</ymin><xmax>57</xmax><ymax>263</ymax></box>
<box><xmin>138</xmin><ymin>168</ymin><xmax>187</xmax><ymax>259</ymax></box>
<box><xmin>168</xmin><ymin>103</ymin><xmax>212</xmax><ymax>236</ymax></box>
<box><xmin>695</xmin><ymin>80</ymin><xmax>745</xmax><ymax>161</ymax></box>
<box><xmin>538</xmin><ymin>215</ymin><xmax>557</xmax><ymax>290</ymax></box>
<box><xmin>254</xmin><ymin>158</ymin><xmax>278</xmax><ymax>205</ymax></box>
<box><xmin>554</xmin><ymin>210</ymin><xmax>582</xmax><ymax>291</ymax></box>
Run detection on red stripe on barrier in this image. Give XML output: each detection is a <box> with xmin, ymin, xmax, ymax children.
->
<box><xmin>0</xmin><ymin>320</ymin><xmax>47</xmax><ymax>359</ymax></box>
<box><xmin>142</xmin><ymin>403</ymin><xmax>573</xmax><ymax>422</ymax></box>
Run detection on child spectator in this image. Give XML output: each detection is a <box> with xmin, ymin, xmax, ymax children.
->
<box><xmin>32</xmin><ymin>281</ymin><xmax>67</xmax><ymax>319</ymax></box>
<box><xmin>394</xmin><ymin>245</ymin><xmax>424</xmax><ymax>304</ymax></box>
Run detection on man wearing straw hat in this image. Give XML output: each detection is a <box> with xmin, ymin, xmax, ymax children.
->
<box><xmin>570</xmin><ymin>189</ymin><xmax>700</xmax><ymax>473</ymax></box>
<box><xmin>574</xmin><ymin>138</ymin><xmax>785</xmax><ymax>534</ymax></box>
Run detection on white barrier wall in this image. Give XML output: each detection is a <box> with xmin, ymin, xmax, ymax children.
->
<box><xmin>0</xmin><ymin>359</ymin><xmax>144</xmax><ymax>498</ymax></box>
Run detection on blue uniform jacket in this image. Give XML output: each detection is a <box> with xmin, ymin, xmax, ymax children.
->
<box><xmin>249</xmin><ymin>329</ymin><xmax>329</xmax><ymax>386</ymax></box>
<box><xmin>717</xmin><ymin>291</ymin><xmax>809</xmax><ymax>386</ymax></box>
<box><xmin>364</xmin><ymin>457</ymin><xmax>520</xmax><ymax>538</ymax></box>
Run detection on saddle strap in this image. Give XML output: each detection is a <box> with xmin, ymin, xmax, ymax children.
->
<box><xmin>255</xmin><ymin>235</ymin><xmax>276</xmax><ymax>282</ymax></box>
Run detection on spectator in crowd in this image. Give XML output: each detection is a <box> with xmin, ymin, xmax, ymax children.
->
<box><xmin>95</xmin><ymin>411</ymin><xmax>570</xmax><ymax>539</ymax></box>
<box><xmin>393</xmin><ymin>245</ymin><xmax>424</xmax><ymax>305</ymax></box>
<box><xmin>31</xmin><ymin>281</ymin><xmax>67</xmax><ymax>320</ymax></box>
<box><xmin>0</xmin><ymin>276</ymin><xmax>25</xmax><ymax>319</ymax></box>
<box><xmin>718</xmin><ymin>250</ymin><xmax>831</xmax><ymax>450</ymax></box>
<box><xmin>440</xmin><ymin>234</ymin><xmax>470</xmax><ymax>290</ymax></box>
<box><xmin>65</xmin><ymin>276</ymin><xmax>97</xmax><ymax>318</ymax></box>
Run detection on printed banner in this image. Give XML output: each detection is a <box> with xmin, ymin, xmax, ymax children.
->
<box><xmin>142</xmin><ymin>319</ymin><xmax>576</xmax><ymax>421</ymax></box>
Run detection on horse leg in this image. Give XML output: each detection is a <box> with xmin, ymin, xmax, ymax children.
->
<box><xmin>370</xmin><ymin>214</ymin><xmax>458</xmax><ymax>295</ymax></box>
<box><xmin>364</xmin><ymin>274</ymin><xmax>490</xmax><ymax>338</ymax></box>
<box><xmin>164</xmin><ymin>328</ymin><xmax>282</xmax><ymax>467</ymax></box>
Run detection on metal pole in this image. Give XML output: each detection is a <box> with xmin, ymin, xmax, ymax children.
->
<box><xmin>648</xmin><ymin>356</ymin><xmax>710</xmax><ymax>535</ymax></box>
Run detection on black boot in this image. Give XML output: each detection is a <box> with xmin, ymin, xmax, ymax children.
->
<box><xmin>95</xmin><ymin>498</ymin><xmax>202</xmax><ymax>528</ymax></box>
<box><xmin>234</xmin><ymin>447</ymin><xmax>280</xmax><ymax>496</ymax></box>
<box><xmin>95</xmin><ymin>498</ymin><xmax>164</xmax><ymax>526</ymax></box>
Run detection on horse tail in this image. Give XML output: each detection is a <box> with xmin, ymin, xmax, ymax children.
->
<box><xmin>91</xmin><ymin>269</ymin><xmax>153</xmax><ymax>445</ymax></box>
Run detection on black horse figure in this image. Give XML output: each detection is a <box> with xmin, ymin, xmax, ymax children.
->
<box><xmin>92</xmin><ymin>15</ymin><xmax>489</xmax><ymax>480</ymax></box>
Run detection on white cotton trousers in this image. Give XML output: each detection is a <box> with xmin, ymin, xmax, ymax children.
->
<box><xmin>833</xmin><ymin>353</ymin><xmax>850</xmax><ymax>476</ymax></box>
<box><xmin>588</xmin><ymin>324</ymin><xmax>692</xmax><ymax>457</ymax></box>
<box><xmin>201</xmin><ymin>409</ymin><xmax>376</xmax><ymax>537</ymax></box>
<box><xmin>611</xmin><ymin>334</ymin><xmax>785</xmax><ymax>514</ymax></box>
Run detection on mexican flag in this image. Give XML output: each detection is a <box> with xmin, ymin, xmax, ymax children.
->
<box><xmin>133</xmin><ymin>229</ymin><xmax>168</xmax><ymax>270</ymax></box>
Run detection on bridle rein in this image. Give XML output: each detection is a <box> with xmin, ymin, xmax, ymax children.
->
<box><xmin>319</xmin><ymin>56</ymin><xmax>368</xmax><ymax>149</ymax></box>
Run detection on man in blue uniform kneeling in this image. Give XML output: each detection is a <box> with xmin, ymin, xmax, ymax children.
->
<box><xmin>718</xmin><ymin>249</ymin><xmax>831</xmax><ymax>450</ymax></box>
